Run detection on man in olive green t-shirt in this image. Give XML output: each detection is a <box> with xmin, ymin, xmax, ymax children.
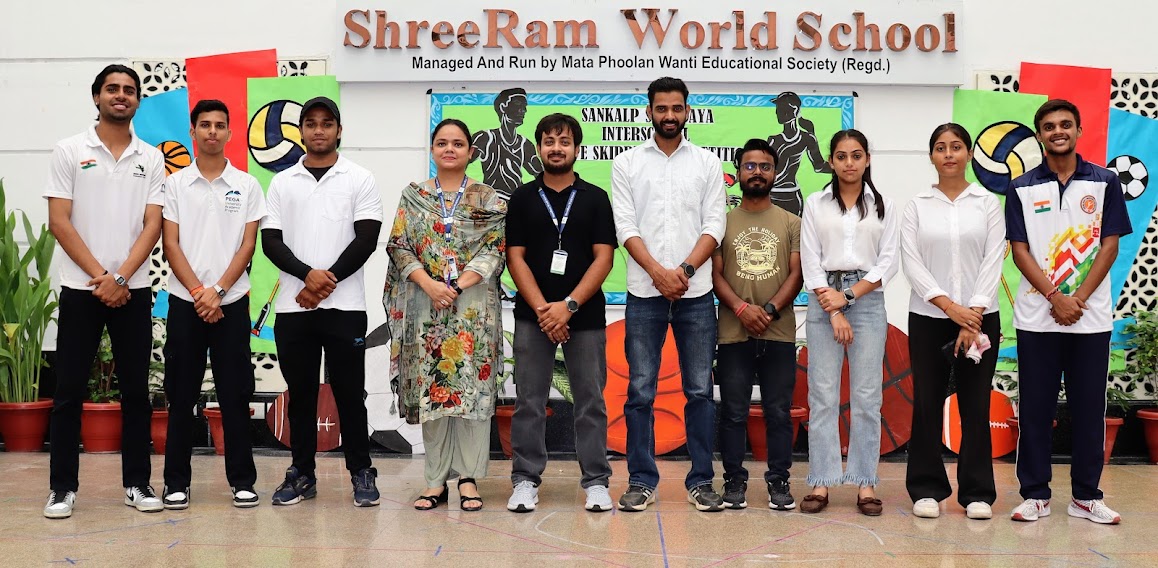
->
<box><xmin>711</xmin><ymin>138</ymin><xmax>803</xmax><ymax>511</ymax></box>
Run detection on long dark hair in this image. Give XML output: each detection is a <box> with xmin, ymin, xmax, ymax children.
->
<box><xmin>828</xmin><ymin>129</ymin><xmax>884</xmax><ymax>220</ymax></box>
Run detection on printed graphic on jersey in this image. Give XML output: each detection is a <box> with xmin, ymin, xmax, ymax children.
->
<box><xmin>733</xmin><ymin>227</ymin><xmax>781</xmax><ymax>281</ymax></box>
<box><xmin>1046</xmin><ymin>225</ymin><xmax>1099</xmax><ymax>294</ymax></box>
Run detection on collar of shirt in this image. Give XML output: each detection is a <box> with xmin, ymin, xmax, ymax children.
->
<box><xmin>184</xmin><ymin>158</ymin><xmax>242</xmax><ymax>188</ymax></box>
<box><xmin>1022</xmin><ymin>153</ymin><xmax>1096</xmax><ymax>186</ymax></box>
<box><xmin>821</xmin><ymin>182</ymin><xmax>879</xmax><ymax>205</ymax></box>
<box><xmin>640</xmin><ymin>135</ymin><xmax>691</xmax><ymax>157</ymax></box>
<box><xmin>286</xmin><ymin>154</ymin><xmax>351</xmax><ymax>180</ymax></box>
<box><xmin>536</xmin><ymin>172</ymin><xmax>590</xmax><ymax>193</ymax></box>
<box><xmin>915</xmin><ymin>182</ymin><xmax>988</xmax><ymax>204</ymax></box>
<box><xmin>83</xmin><ymin>123</ymin><xmax>146</xmax><ymax>157</ymax></box>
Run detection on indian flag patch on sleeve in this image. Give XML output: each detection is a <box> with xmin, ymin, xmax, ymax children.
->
<box><xmin>1034</xmin><ymin>199</ymin><xmax>1051</xmax><ymax>213</ymax></box>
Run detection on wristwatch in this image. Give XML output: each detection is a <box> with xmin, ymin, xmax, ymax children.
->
<box><xmin>565</xmin><ymin>296</ymin><xmax>579</xmax><ymax>313</ymax></box>
<box><xmin>451</xmin><ymin>283</ymin><xmax>463</xmax><ymax>295</ymax></box>
<box><xmin>679</xmin><ymin>262</ymin><xmax>695</xmax><ymax>278</ymax></box>
<box><xmin>764</xmin><ymin>301</ymin><xmax>781</xmax><ymax>321</ymax></box>
<box><xmin>213</xmin><ymin>284</ymin><xmax>226</xmax><ymax>298</ymax></box>
<box><xmin>842</xmin><ymin>287</ymin><xmax>856</xmax><ymax>306</ymax></box>
<box><xmin>113</xmin><ymin>272</ymin><xmax>127</xmax><ymax>287</ymax></box>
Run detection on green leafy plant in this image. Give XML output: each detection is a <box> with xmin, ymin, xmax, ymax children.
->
<box><xmin>88</xmin><ymin>328</ymin><xmax>120</xmax><ymax>403</ymax></box>
<box><xmin>1114</xmin><ymin>311</ymin><xmax>1158</xmax><ymax>407</ymax></box>
<box><xmin>0</xmin><ymin>180</ymin><xmax>58</xmax><ymax>403</ymax></box>
<box><xmin>498</xmin><ymin>330</ymin><xmax>574</xmax><ymax>403</ymax></box>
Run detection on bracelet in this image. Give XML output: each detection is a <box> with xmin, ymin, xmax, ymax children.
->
<box><xmin>734</xmin><ymin>302</ymin><xmax>749</xmax><ymax>317</ymax></box>
<box><xmin>830</xmin><ymin>311</ymin><xmax>841</xmax><ymax>319</ymax></box>
<box><xmin>1045</xmin><ymin>288</ymin><xmax>1060</xmax><ymax>301</ymax></box>
<box><xmin>189</xmin><ymin>285</ymin><xmax>204</xmax><ymax>296</ymax></box>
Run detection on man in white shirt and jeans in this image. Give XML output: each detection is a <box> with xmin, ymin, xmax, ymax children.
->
<box><xmin>612</xmin><ymin>77</ymin><xmax>727</xmax><ymax>512</ymax></box>
<box><xmin>160</xmin><ymin>99</ymin><xmax>265</xmax><ymax>510</ymax></box>
<box><xmin>261</xmin><ymin>97</ymin><xmax>384</xmax><ymax>508</ymax></box>
<box><xmin>43</xmin><ymin>65</ymin><xmax>165</xmax><ymax>518</ymax></box>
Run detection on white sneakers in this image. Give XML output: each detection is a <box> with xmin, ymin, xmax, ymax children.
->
<box><xmin>1011</xmin><ymin>498</ymin><xmax>1051</xmax><ymax>521</ymax></box>
<box><xmin>584</xmin><ymin>485</ymin><xmax>613</xmax><ymax>512</ymax></box>
<box><xmin>43</xmin><ymin>491</ymin><xmax>77</xmax><ymax>519</ymax></box>
<box><xmin>507</xmin><ymin>480</ymin><xmax>539</xmax><ymax>513</ymax></box>
<box><xmin>1067</xmin><ymin>498</ymin><xmax>1121</xmax><ymax>525</ymax></box>
<box><xmin>125</xmin><ymin>485</ymin><xmax>164</xmax><ymax>512</ymax></box>
<box><xmin>912</xmin><ymin>498</ymin><xmax>940</xmax><ymax>518</ymax></box>
<box><xmin>966</xmin><ymin>502</ymin><xmax>993</xmax><ymax>519</ymax></box>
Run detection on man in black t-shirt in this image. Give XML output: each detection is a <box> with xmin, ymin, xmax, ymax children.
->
<box><xmin>505</xmin><ymin>113</ymin><xmax>617</xmax><ymax>513</ymax></box>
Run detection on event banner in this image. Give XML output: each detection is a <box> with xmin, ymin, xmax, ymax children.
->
<box><xmin>246</xmin><ymin>75</ymin><xmax>342</xmax><ymax>352</ymax></box>
<box><xmin>336</xmin><ymin>0</ymin><xmax>964</xmax><ymax>85</ymax></box>
<box><xmin>430</xmin><ymin>90</ymin><xmax>855</xmax><ymax>304</ymax></box>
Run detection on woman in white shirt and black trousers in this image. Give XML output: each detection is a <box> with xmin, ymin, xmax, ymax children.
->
<box><xmin>799</xmin><ymin>129</ymin><xmax>899</xmax><ymax>516</ymax></box>
<box><xmin>901</xmin><ymin>124</ymin><xmax>1005</xmax><ymax>520</ymax></box>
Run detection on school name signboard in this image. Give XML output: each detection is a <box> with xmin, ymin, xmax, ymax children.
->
<box><xmin>333</xmin><ymin>1</ymin><xmax>964</xmax><ymax>85</ymax></box>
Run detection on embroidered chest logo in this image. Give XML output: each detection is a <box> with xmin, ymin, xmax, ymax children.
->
<box><xmin>1080</xmin><ymin>195</ymin><xmax>1097</xmax><ymax>214</ymax></box>
<box><xmin>224</xmin><ymin>189</ymin><xmax>243</xmax><ymax>213</ymax></box>
<box><xmin>733</xmin><ymin>227</ymin><xmax>781</xmax><ymax>281</ymax></box>
<box><xmin>132</xmin><ymin>164</ymin><xmax>146</xmax><ymax>179</ymax></box>
<box><xmin>1033</xmin><ymin>199</ymin><xmax>1051</xmax><ymax>214</ymax></box>
<box><xmin>79</xmin><ymin>159</ymin><xmax>97</xmax><ymax>170</ymax></box>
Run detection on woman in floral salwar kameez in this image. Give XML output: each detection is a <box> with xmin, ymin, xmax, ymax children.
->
<box><xmin>385</xmin><ymin>119</ymin><xmax>506</xmax><ymax>512</ymax></box>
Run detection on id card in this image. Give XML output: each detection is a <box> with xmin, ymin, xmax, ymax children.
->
<box><xmin>550</xmin><ymin>250</ymin><xmax>568</xmax><ymax>275</ymax></box>
<box><xmin>445</xmin><ymin>254</ymin><xmax>459</xmax><ymax>281</ymax></box>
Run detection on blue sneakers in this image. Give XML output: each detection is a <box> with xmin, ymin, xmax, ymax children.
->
<box><xmin>271</xmin><ymin>466</ymin><xmax>317</xmax><ymax>506</ymax></box>
<box><xmin>352</xmin><ymin>467</ymin><xmax>380</xmax><ymax>507</ymax></box>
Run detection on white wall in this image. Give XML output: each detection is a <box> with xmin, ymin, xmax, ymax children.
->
<box><xmin>4</xmin><ymin>0</ymin><xmax>1157</xmax><ymax>337</ymax></box>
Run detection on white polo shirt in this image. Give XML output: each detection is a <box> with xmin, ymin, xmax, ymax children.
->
<box><xmin>264</xmin><ymin>155</ymin><xmax>383</xmax><ymax>314</ymax></box>
<box><xmin>43</xmin><ymin>124</ymin><xmax>165</xmax><ymax>290</ymax></box>
<box><xmin>163</xmin><ymin>159</ymin><xmax>266</xmax><ymax>305</ymax></box>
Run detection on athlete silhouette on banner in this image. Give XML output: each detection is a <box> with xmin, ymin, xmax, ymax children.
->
<box><xmin>767</xmin><ymin>92</ymin><xmax>832</xmax><ymax>216</ymax></box>
<box><xmin>471</xmin><ymin>87</ymin><xmax>543</xmax><ymax>200</ymax></box>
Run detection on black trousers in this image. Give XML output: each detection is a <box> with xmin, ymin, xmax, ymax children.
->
<box><xmin>716</xmin><ymin>339</ymin><xmax>797</xmax><ymax>483</ymax></box>
<box><xmin>50</xmin><ymin>288</ymin><xmax>153</xmax><ymax>493</ymax></box>
<box><xmin>274</xmin><ymin>309</ymin><xmax>371</xmax><ymax>477</ymax></box>
<box><xmin>1016</xmin><ymin>330</ymin><xmax>1111</xmax><ymax>501</ymax></box>
<box><xmin>906</xmin><ymin>312</ymin><xmax>999</xmax><ymax>507</ymax></box>
<box><xmin>163</xmin><ymin>296</ymin><xmax>257</xmax><ymax>489</ymax></box>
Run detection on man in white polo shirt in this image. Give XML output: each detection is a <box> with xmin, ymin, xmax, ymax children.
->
<box><xmin>261</xmin><ymin>97</ymin><xmax>384</xmax><ymax>508</ymax></box>
<box><xmin>160</xmin><ymin>99</ymin><xmax>265</xmax><ymax>510</ymax></box>
<box><xmin>1005</xmin><ymin>99</ymin><xmax>1131</xmax><ymax>525</ymax></box>
<box><xmin>43</xmin><ymin>64</ymin><xmax>165</xmax><ymax>519</ymax></box>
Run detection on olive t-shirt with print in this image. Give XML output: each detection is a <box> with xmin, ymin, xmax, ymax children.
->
<box><xmin>717</xmin><ymin>204</ymin><xmax>801</xmax><ymax>344</ymax></box>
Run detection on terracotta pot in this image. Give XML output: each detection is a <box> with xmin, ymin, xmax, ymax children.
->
<box><xmin>495</xmin><ymin>405</ymin><xmax>554</xmax><ymax>458</ymax></box>
<box><xmin>1137</xmin><ymin>408</ymin><xmax>1158</xmax><ymax>464</ymax></box>
<box><xmin>1103</xmin><ymin>416</ymin><xmax>1124</xmax><ymax>464</ymax></box>
<box><xmin>204</xmin><ymin>406</ymin><xmax>255</xmax><ymax>456</ymax></box>
<box><xmin>81</xmin><ymin>402</ymin><xmax>123</xmax><ymax>453</ymax></box>
<box><xmin>747</xmin><ymin>405</ymin><xmax>808</xmax><ymax>462</ymax></box>
<box><xmin>1005</xmin><ymin>416</ymin><xmax>1057</xmax><ymax>448</ymax></box>
<box><xmin>151</xmin><ymin>410</ymin><xmax>169</xmax><ymax>455</ymax></box>
<box><xmin>0</xmin><ymin>399</ymin><xmax>53</xmax><ymax>452</ymax></box>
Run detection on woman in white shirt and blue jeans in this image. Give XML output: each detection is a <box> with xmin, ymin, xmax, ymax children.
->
<box><xmin>901</xmin><ymin>124</ymin><xmax>1005</xmax><ymax>520</ymax></box>
<box><xmin>799</xmin><ymin>129</ymin><xmax>899</xmax><ymax>516</ymax></box>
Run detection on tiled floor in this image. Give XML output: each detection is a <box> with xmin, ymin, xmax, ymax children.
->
<box><xmin>1</xmin><ymin>453</ymin><xmax>1155</xmax><ymax>567</ymax></box>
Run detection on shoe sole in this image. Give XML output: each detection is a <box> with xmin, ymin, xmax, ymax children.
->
<box><xmin>125</xmin><ymin>498</ymin><xmax>163</xmax><ymax>513</ymax></box>
<box><xmin>769</xmin><ymin>500</ymin><xmax>796</xmax><ymax>511</ymax></box>
<box><xmin>967</xmin><ymin>510</ymin><xmax>992</xmax><ymax>520</ymax></box>
<box><xmin>163</xmin><ymin>502</ymin><xmax>189</xmax><ymax>510</ymax></box>
<box><xmin>913</xmin><ymin>508</ymin><xmax>940</xmax><ymax>518</ymax></box>
<box><xmin>44</xmin><ymin>509</ymin><xmax>72</xmax><ymax>519</ymax></box>
<box><xmin>1067</xmin><ymin>505</ymin><xmax>1120</xmax><ymax>525</ymax></box>
<box><xmin>1011</xmin><ymin>508</ymin><xmax>1049</xmax><ymax>522</ymax></box>
<box><xmin>586</xmin><ymin>503</ymin><xmax>613</xmax><ymax>512</ymax></box>
<box><xmin>353</xmin><ymin>498</ymin><xmax>381</xmax><ymax>507</ymax></box>
<box><xmin>234</xmin><ymin>500</ymin><xmax>260</xmax><ymax>508</ymax></box>
<box><xmin>618</xmin><ymin>494</ymin><xmax>656</xmax><ymax>512</ymax></box>
<box><xmin>687</xmin><ymin>495</ymin><xmax>724</xmax><ymax>512</ymax></box>
<box><xmin>725</xmin><ymin>501</ymin><xmax>747</xmax><ymax>510</ymax></box>
<box><xmin>272</xmin><ymin>489</ymin><xmax>317</xmax><ymax>506</ymax></box>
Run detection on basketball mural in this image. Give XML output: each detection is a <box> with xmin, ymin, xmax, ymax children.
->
<box><xmin>793</xmin><ymin>324</ymin><xmax>914</xmax><ymax>456</ymax></box>
<box><xmin>942</xmin><ymin>390</ymin><xmax>1017</xmax><ymax>458</ymax></box>
<box><xmin>603</xmin><ymin>319</ymin><xmax>688</xmax><ymax>455</ymax></box>
<box><xmin>157</xmin><ymin>140</ymin><xmax>192</xmax><ymax>176</ymax></box>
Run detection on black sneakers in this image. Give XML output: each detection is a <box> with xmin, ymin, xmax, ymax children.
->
<box><xmin>687</xmin><ymin>484</ymin><xmax>725</xmax><ymax>512</ymax></box>
<box><xmin>272</xmin><ymin>466</ymin><xmax>317</xmax><ymax>506</ymax></box>
<box><xmin>232</xmin><ymin>486</ymin><xmax>260</xmax><ymax>508</ymax></box>
<box><xmin>162</xmin><ymin>486</ymin><xmax>190</xmax><ymax>510</ymax></box>
<box><xmin>767</xmin><ymin>478</ymin><xmax>796</xmax><ymax>511</ymax></box>
<box><xmin>618</xmin><ymin>485</ymin><xmax>656</xmax><ymax>512</ymax></box>
<box><xmin>352</xmin><ymin>467</ymin><xmax>380</xmax><ymax>507</ymax></box>
<box><xmin>722</xmin><ymin>478</ymin><xmax>748</xmax><ymax>509</ymax></box>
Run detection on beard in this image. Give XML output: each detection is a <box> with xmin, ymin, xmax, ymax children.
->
<box><xmin>543</xmin><ymin>155</ymin><xmax>577</xmax><ymax>175</ymax></box>
<box><xmin>740</xmin><ymin>177</ymin><xmax>771</xmax><ymax>197</ymax></box>
<box><xmin>652</xmin><ymin>117</ymin><xmax>685</xmax><ymax>140</ymax></box>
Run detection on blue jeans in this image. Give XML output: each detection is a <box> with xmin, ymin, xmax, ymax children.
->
<box><xmin>804</xmin><ymin>287</ymin><xmax>887</xmax><ymax>488</ymax></box>
<box><xmin>624</xmin><ymin>292</ymin><xmax>717</xmax><ymax>490</ymax></box>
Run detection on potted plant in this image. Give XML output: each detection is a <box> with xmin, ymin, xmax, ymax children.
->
<box><xmin>0</xmin><ymin>180</ymin><xmax>58</xmax><ymax>451</ymax></box>
<box><xmin>995</xmin><ymin>358</ymin><xmax>1058</xmax><ymax>446</ymax></box>
<box><xmin>495</xmin><ymin>331</ymin><xmax>561</xmax><ymax>458</ymax></box>
<box><xmin>201</xmin><ymin>373</ymin><xmax>257</xmax><ymax>456</ymax></box>
<box><xmin>1119</xmin><ymin>311</ymin><xmax>1158</xmax><ymax>463</ymax></box>
<box><xmin>82</xmin><ymin>328</ymin><xmax>122</xmax><ymax>453</ymax></box>
<box><xmin>147</xmin><ymin>318</ymin><xmax>168</xmax><ymax>454</ymax></box>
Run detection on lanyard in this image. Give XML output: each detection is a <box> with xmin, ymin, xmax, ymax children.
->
<box><xmin>435</xmin><ymin>177</ymin><xmax>466</xmax><ymax>244</ymax></box>
<box><xmin>537</xmin><ymin>187</ymin><xmax>577</xmax><ymax>250</ymax></box>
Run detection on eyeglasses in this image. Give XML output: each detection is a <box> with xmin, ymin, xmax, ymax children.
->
<box><xmin>741</xmin><ymin>162</ymin><xmax>774</xmax><ymax>173</ymax></box>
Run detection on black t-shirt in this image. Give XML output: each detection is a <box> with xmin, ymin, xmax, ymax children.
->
<box><xmin>506</xmin><ymin>174</ymin><xmax>618</xmax><ymax>330</ymax></box>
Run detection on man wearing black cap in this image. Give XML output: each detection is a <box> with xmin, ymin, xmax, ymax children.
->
<box><xmin>261</xmin><ymin>96</ymin><xmax>385</xmax><ymax>507</ymax></box>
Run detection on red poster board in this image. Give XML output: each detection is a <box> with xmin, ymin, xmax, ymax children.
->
<box><xmin>185</xmin><ymin>49</ymin><xmax>278</xmax><ymax>171</ymax></box>
<box><xmin>1019</xmin><ymin>62</ymin><xmax>1112</xmax><ymax>166</ymax></box>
